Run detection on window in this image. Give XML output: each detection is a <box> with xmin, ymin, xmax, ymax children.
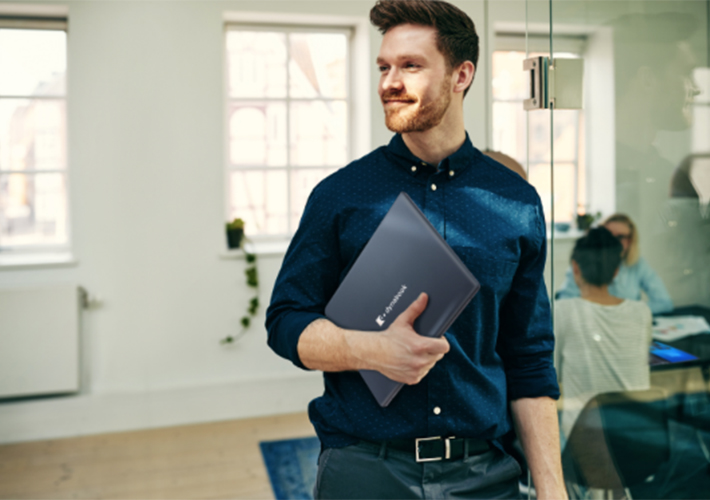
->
<box><xmin>0</xmin><ymin>18</ymin><xmax>69</xmax><ymax>254</ymax></box>
<box><xmin>491</xmin><ymin>44</ymin><xmax>585</xmax><ymax>224</ymax></box>
<box><xmin>225</xmin><ymin>23</ymin><xmax>352</xmax><ymax>239</ymax></box>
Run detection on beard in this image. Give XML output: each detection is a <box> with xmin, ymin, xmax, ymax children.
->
<box><xmin>382</xmin><ymin>75</ymin><xmax>452</xmax><ymax>133</ymax></box>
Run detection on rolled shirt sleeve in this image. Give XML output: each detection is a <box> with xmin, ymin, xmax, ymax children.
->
<box><xmin>265</xmin><ymin>183</ymin><xmax>343</xmax><ymax>369</ymax></box>
<box><xmin>497</xmin><ymin>203</ymin><xmax>560</xmax><ymax>401</ymax></box>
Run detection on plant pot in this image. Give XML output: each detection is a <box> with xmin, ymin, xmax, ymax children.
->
<box><xmin>576</xmin><ymin>214</ymin><xmax>594</xmax><ymax>232</ymax></box>
<box><xmin>226</xmin><ymin>228</ymin><xmax>244</xmax><ymax>249</ymax></box>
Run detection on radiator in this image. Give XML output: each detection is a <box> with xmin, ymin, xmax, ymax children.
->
<box><xmin>0</xmin><ymin>285</ymin><xmax>81</xmax><ymax>399</ymax></box>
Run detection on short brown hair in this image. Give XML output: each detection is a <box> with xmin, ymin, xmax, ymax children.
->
<box><xmin>370</xmin><ymin>0</ymin><xmax>479</xmax><ymax>94</ymax></box>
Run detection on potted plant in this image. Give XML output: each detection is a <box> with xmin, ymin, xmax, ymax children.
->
<box><xmin>576</xmin><ymin>210</ymin><xmax>601</xmax><ymax>231</ymax></box>
<box><xmin>221</xmin><ymin>218</ymin><xmax>259</xmax><ymax>345</ymax></box>
<box><xmin>226</xmin><ymin>218</ymin><xmax>245</xmax><ymax>249</ymax></box>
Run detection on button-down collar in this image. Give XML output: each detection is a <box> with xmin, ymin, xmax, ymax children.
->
<box><xmin>385</xmin><ymin>133</ymin><xmax>476</xmax><ymax>177</ymax></box>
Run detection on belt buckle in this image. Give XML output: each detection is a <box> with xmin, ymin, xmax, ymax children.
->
<box><xmin>415</xmin><ymin>436</ymin><xmax>455</xmax><ymax>463</ymax></box>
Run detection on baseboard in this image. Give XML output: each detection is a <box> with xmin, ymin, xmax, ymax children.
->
<box><xmin>0</xmin><ymin>372</ymin><xmax>323</xmax><ymax>444</ymax></box>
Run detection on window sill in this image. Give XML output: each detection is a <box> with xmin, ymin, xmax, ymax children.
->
<box><xmin>219</xmin><ymin>239</ymin><xmax>290</xmax><ymax>259</ymax></box>
<box><xmin>0</xmin><ymin>252</ymin><xmax>77</xmax><ymax>269</ymax></box>
<box><xmin>218</xmin><ymin>228</ymin><xmax>581</xmax><ymax>260</ymax></box>
<box><xmin>547</xmin><ymin>227</ymin><xmax>586</xmax><ymax>241</ymax></box>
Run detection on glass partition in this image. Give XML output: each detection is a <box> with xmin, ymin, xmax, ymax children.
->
<box><xmin>545</xmin><ymin>0</ymin><xmax>710</xmax><ymax>497</ymax></box>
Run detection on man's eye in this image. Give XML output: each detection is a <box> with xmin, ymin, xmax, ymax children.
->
<box><xmin>378</xmin><ymin>66</ymin><xmax>389</xmax><ymax>73</ymax></box>
<box><xmin>405</xmin><ymin>63</ymin><xmax>419</xmax><ymax>69</ymax></box>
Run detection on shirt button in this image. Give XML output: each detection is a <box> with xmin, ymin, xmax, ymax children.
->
<box><xmin>431</xmin><ymin>184</ymin><xmax>437</xmax><ymax>191</ymax></box>
<box><xmin>411</xmin><ymin>166</ymin><xmax>417</xmax><ymax>172</ymax></box>
<box><xmin>433</xmin><ymin>407</ymin><xmax>441</xmax><ymax>415</ymax></box>
<box><xmin>593</xmin><ymin>334</ymin><xmax>601</xmax><ymax>342</ymax></box>
<box><xmin>449</xmin><ymin>170</ymin><xmax>454</xmax><ymax>177</ymax></box>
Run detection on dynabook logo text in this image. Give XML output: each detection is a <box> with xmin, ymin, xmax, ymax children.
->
<box><xmin>375</xmin><ymin>285</ymin><xmax>408</xmax><ymax>327</ymax></box>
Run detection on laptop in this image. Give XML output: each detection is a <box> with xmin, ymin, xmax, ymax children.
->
<box><xmin>325</xmin><ymin>192</ymin><xmax>481</xmax><ymax>407</ymax></box>
<box><xmin>648</xmin><ymin>340</ymin><xmax>698</xmax><ymax>366</ymax></box>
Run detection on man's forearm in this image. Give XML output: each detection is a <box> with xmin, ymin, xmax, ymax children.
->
<box><xmin>298</xmin><ymin>318</ymin><xmax>376</xmax><ymax>372</ymax></box>
<box><xmin>510</xmin><ymin>396</ymin><xmax>567</xmax><ymax>500</ymax></box>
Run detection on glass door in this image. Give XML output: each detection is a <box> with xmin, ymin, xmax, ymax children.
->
<box><xmin>545</xmin><ymin>0</ymin><xmax>710</xmax><ymax>497</ymax></box>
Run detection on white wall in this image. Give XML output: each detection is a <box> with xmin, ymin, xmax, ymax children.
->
<box><xmin>0</xmin><ymin>0</ymin><xmax>493</xmax><ymax>444</ymax></box>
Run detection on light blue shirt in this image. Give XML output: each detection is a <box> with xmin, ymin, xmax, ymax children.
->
<box><xmin>556</xmin><ymin>257</ymin><xmax>674</xmax><ymax>314</ymax></box>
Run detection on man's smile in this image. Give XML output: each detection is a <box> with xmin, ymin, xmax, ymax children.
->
<box><xmin>382</xmin><ymin>96</ymin><xmax>417</xmax><ymax>107</ymax></box>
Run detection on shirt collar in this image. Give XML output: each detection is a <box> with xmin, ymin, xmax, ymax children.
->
<box><xmin>386</xmin><ymin>132</ymin><xmax>478</xmax><ymax>177</ymax></box>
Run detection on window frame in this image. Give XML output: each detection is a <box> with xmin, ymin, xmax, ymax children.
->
<box><xmin>222</xmin><ymin>12</ymin><xmax>370</xmax><ymax>254</ymax></box>
<box><xmin>0</xmin><ymin>14</ymin><xmax>72</xmax><ymax>263</ymax></box>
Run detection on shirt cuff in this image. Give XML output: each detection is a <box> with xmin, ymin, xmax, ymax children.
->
<box><xmin>268</xmin><ymin>310</ymin><xmax>327</xmax><ymax>370</ymax></box>
<box><xmin>507</xmin><ymin>366</ymin><xmax>561</xmax><ymax>401</ymax></box>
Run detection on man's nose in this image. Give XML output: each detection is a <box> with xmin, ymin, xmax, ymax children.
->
<box><xmin>381</xmin><ymin>68</ymin><xmax>403</xmax><ymax>93</ymax></box>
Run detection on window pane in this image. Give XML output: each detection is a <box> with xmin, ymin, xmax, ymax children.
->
<box><xmin>0</xmin><ymin>172</ymin><xmax>68</xmax><ymax>247</ymax></box>
<box><xmin>492</xmin><ymin>101</ymin><xmax>526</xmax><ymax>162</ymax></box>
<box><xmin>0</xmin><ymin>29</ymin><xmax>66</xmax><ymax>96</ymax></box>
<box><xmin>290</xmin><ymin>168</ymin><xmax>336</xmax><ymax>230</ymax></box>
<box><xmin>290</xmin><ymin>100</ymin><xmax>347</xmax><ymax>167</ymax></box>
<box><xmin>229</xmin><ymin>170</ymin><xmax>287</xmax><ymax>236</ymax></box>
<box><xmin>227</xmin><ymin>31</ymin><xmax>287</xmax><ymax>98</ymax></box>
<box><xmin>526</xmin><ymin>110</ymin><xmax>579</xmax><ymax>164</ymax></box>
<box><xmin>0</xmin><ymin>98</ymin><xmax>67</xmax><ymax>171</ymax></box>
<box><xmin>492</xmin><ymin>51</ymin><xmax>527</xmax><ymax>100</ymax></box>
<box><xmin>289</xmin><ymin>33</ymin><xmax>347</xmax><ymax>99</ymax></box>
<box><xmin>228</xmin><ymin>102</ymin><xmax>287</xmax><ymax>167</ymax></box>
<box><xmin>528</xmin><ymin>162</ymin><xmax>576</xmax><ymax>223</ymax></box>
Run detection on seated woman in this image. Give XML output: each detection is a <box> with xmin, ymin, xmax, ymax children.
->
<box><xmin>556</xmin><ymin>213</ymin><xmax>674</xmax><ymax>314</ymax></box>
<box><xmin>555</xmin><ymin>227</ymin><xmax>653</xmax><ymax>441</ymax></box>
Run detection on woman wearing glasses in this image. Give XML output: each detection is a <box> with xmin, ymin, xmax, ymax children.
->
<box><xmin>556</xmin><ymin>213</ymin><xmax>674</xmax><ymax>314</ymax></box>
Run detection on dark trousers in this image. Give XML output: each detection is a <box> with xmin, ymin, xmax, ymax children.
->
<box><xmin>313</xmin><ymin>440</ymin><xmax>522</xmax><ymax>499</ymax></box>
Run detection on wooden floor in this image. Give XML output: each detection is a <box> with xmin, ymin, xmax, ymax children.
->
<box><xmin>0</xmin><ymin>412</ymin><xmax>315</xmax><ymax>499</ymax></box>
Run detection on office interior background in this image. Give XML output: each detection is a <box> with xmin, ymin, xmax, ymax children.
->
<box><xmin>0</xmin><ymin>0</ymin><xmax>709</xmax><ymax>498</ymax></box>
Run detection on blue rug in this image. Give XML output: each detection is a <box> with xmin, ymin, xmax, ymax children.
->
<box><xmin>260</xmin><ymin>436</ymin><xmax>320</xmax><ymax>500</ymax></box>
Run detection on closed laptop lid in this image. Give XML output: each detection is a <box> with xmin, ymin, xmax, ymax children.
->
<box><xmin>325</xmin><ymin>192</ymin><xmax>480</xmax><ymax>406</ymax></box>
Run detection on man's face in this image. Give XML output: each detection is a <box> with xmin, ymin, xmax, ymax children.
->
<box><xmin>376</xmin><ymin>24</ymin><xmax>454</xmax><ymax>133</ymax></box>
<box><xmin>654</xmin><ymin>42</ymin><xmax>700</xmax><ymax>131</ymax></box>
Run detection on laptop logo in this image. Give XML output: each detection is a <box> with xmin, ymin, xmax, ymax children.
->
<box><xmin>375</xmin><ymin>285</ymin><xmax>407</xmax><ymax>327</ymax></box>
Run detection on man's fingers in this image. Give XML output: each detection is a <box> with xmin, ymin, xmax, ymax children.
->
<box><xmin>395</xmin><ymin>292</ymin><xmax>428</xmax><ymax>326</ymax></box>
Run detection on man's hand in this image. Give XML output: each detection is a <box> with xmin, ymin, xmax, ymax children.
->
<box><xmin>366</xmin><ymin>292</ymin><xmax>450</xmax><ymax>384</ymax></box>
<box><xmin>297</xmin><ymin>292</ymin><xmax>449</xmax><ymax>384</ymax></box>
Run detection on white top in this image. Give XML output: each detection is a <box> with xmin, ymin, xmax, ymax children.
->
<box><xmin>554</xmin><ymin>298</ymin><xmax>652</xmax><ymax>439</ymax></box>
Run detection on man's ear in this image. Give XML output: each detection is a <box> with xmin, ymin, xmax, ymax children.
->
<box><xmin>452</xmin><ymin>61</ymin><xmax>475</xmax><ymax>94</ymax></box>
<box><xmin>571</xmin><ymin>260</ymin><xmax>581</xmax><ymax>277</ymax></box>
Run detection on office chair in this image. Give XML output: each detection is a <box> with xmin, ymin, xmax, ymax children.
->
<box><xmin>561</xmin><ymin>388</ymin><xmax>670</xmax><ymax>499</ymax></box>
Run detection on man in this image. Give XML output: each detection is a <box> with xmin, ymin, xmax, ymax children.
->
<box><xmin>266</xmin><ymin>1</ymin><xmax>566</xmax><ymax>498</ymax></box>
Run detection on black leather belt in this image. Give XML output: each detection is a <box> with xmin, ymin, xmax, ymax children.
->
<box><xmin>384</xmin><ymin>436</ymin><xmax>490</xmax><ymax>462</ymax></box>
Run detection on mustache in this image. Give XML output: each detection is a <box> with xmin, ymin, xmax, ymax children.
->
<box><xmin>381</xmin><ymin>90</ymin><xmax>417</xmax><ymax>102</ymax></box>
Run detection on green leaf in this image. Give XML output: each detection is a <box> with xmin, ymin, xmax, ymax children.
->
<box><xmin>241</xmin><ymin>316</ymin><xmax>251</xmax><ymax>328</ymax></box>
<box><xmin>245</xmin><ymin>267</ymin><xmax>259</xmax><ymax>287</ymax></box>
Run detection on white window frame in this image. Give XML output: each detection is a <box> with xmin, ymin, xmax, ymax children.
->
<box><xmin>222</xmin><ymin>12</ymin><xmax>370</xmax><ymax>256</ymax></box>
<box><xmin>0</xmin><ymin>8</ymin><xmax>73</xmax><ymax>268</ymax></box>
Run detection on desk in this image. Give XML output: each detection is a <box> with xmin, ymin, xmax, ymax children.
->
<box><xmin>651</xmin><ymin>306</ymin><xmax>710</xmax><ymax>372</ymax></box>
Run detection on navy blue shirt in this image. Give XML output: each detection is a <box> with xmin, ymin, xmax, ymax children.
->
<box><xmin>266</xmin><ymin>133</ymin><xmax>559</xmax><ymax>450</ymax></box>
